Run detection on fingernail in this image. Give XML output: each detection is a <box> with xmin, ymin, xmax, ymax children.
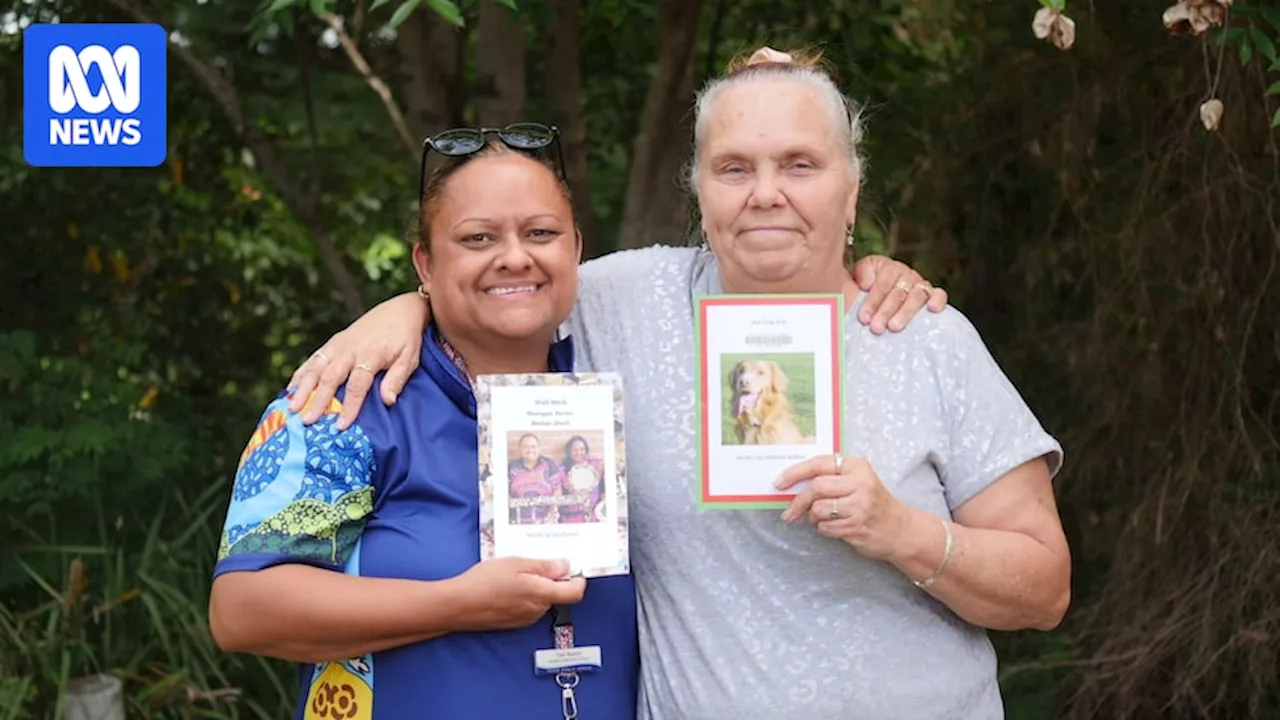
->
<box><xmin>779</xmin><ymin>511</ymin><xmax>792</xmax><ymax>523</ymax></box>
<box><xmin>772</xmin><ymin>475</ymin><xmax>784</xmax><ymax>489</ymax></box>
<box><xmin>889</xmin><ymin>318</ymin><xmax>903</xmax><ymax>331</ymax></box>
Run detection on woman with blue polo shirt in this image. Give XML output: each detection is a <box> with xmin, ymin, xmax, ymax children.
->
<box><xmin>208</xmin><ymin>126</ymin><xmax>637</xmax><ymax>720</ymax></box>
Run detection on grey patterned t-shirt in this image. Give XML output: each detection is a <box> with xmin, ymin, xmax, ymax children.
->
<box><xmin>567</xmin><ymin>245</ymin><xmax>1063</xmax><ymax>720</ymax></box>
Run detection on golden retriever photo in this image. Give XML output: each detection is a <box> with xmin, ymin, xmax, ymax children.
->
<box><xmin>723</xmin><ymin>354</ymin><xmax>817</xmax><ymax>446</ymax></box>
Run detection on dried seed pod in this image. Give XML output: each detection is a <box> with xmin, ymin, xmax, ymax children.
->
<box><xmin>1163</xmin><ymin>0</ymin><xmax>1232</xmax><ymax>36</ymax></box>
<box><xmin>1199</xmin><ymin>98</ymin><xmax>1224</xmax><ymax>131</ymax></box>
<box><xmin>1033</xmin><ymin>7</ymin><xmax>1077</xmax><ymax>51</ymax></box>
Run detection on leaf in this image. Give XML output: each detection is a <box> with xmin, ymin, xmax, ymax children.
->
<box><xmin>370</xmin><ymin>0</ymin><xmax>396</xmax><ymax>10</ymax></box>
<box><xmin>387</xmin><ymin>0</ymin><xmax>422</xmax><ymax>29</ymax></box>
<box><xmin>1273</xmin><ymin>107</ymin><xmax>1280</xmax><ymax>128</ymax></box>
<box><xmin>1267</xmin><ymin>81</ymin><xmax>1280</xmax><ymax>96</ymax></box>
<box><xmin>425</xmin><ymin>0</ymin><xmax>465</xmax><ymax>26</ymax></box>
<box><xmin>1216</xmin><ymin>27</ymin><xmax>1247</xmax><ymax>46</ymax></box>
<box><xmin>1260</xmin><ymin>5</ymin><xmax>1280</xmax><ymax>33</ymax></box>
<box><xmin>1240</xmin><ymin>38</ymin><xmax>1254</xmax><ymax>65</ymax></box>
<box><xmin>263</xmin><ymin>0</ymin><xmax>299</xmax><ymax>13</ymax></box>
<box><xmin>1249</xmin><ymin>27</ymin><xmax>1277</xmax><ymax>63</ymax></box>
<box><xmin>494</xmin><ymin>0</ymin><xmax>518</xmax><ymax>8</ymax></box>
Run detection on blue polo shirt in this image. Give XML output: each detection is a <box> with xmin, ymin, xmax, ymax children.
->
<box><xmin>213</xmin><ymin>326</ymin><xmax>639</xmax><ymax>720</ymax></box>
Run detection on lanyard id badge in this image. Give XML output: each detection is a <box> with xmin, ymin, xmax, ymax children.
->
<box><xmin>535</xmin><ymin>605</ymin><xmax>602</xmax><ymax>720</ymax></box>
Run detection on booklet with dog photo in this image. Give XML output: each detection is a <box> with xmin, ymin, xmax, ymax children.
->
<box><xmin>695</xmin><ymin>295</ymin><xmax>846</xmax><ymax>509</ymax></box>
<box><xmin>475</xmin><ymin>371</ymin><xmax>630</xmax><ymax>578</ymax></box>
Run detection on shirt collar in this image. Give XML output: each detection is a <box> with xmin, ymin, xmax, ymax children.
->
<box><xmin>420</xmin><ymin>323</ymin><xmax>576</xmax><ymax>417</ymax></box>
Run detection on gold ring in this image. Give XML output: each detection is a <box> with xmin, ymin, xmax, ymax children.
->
<box><xmin>830</xmin><ymin>497</ymin><xmax>840</xmax><ymax>521</ymax></box>
<box><xmin>893</xmin><ymin>280</ymin><xmax>911</xmax><ymax>294</ymax></box>
<box><xmin>354</xmin><ymin>362</ymin><xmax>374</xmax><ymax>374</ymax></box>
<box><xmin>911</xmin><ymin>282</ymin><xmax>933</xmax><ymax>296</ymax></box>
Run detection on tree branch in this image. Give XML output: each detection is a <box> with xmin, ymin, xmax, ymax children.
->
<box><xmin>101</xmin><ymin>0</ymin><xmax>367</xmax><ymax>318</ymax></box>
<box><xmin>298</xmin><ymin>14</ymin><xmax>322</xmax><ymax>208</ymax></box>
<box><xmin>352</xmin><ymin>0</ymin><xmax>368</xmax><ymax>39</ymax></box>
<box><xmin>320</xmin><ymin>11</ymin><xmax>418</xmax><ymax>164</ymax></box>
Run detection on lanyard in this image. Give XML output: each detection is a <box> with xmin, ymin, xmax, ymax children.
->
<box><xmin>552</xmin><ymin>604</ymin><xmax>580</xmax><ymax>720</ymax></box>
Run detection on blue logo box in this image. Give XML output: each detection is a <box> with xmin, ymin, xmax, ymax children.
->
<box><xmin>23</xmin><ymin>23</ymin><xmax>168</xmax><ymax>167</ymax></box>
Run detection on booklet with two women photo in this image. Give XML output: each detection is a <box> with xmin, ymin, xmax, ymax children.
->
<box><xmin>475</xmin><ymin>372</ymin><xmax>629</xmax><ymax>578</ymax></box>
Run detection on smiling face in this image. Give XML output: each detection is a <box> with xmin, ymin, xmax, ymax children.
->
<box><xmin>695</xmin><ymin>77</ymin><xmax>859</xmax><ymax>294</ymax></box>
<box><xmin>519</xmin><ymin>434</ymin><xmax>541</xmax><ymax>465</ymax></box>
<box><xmin>413</xmin><ymin>152</ymin><xmax>580</xmax><ymax>359</ymax></box>
<box><xmin>569</xmin><ymin>438</ymin><xmax>588</xmax><ymax>464</ymax></box>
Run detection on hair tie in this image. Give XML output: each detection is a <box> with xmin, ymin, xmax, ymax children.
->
<box><xmin>747</xmin><ymin>46</ymin><xmax>794</xmax><ymax>65</ymax></box>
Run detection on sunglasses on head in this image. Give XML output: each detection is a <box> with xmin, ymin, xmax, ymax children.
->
<box><xmin>418</xmin><ymin>122</ymin><xmax>567</xmax><ymax>202</ymax></box>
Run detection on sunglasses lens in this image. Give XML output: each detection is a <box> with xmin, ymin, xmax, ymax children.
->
<box><xmin>432</xmin><ymin>129</ymin><xmax>484</xmax><ymax>156</ymax></box>
<box><xmin>500</xmin><ymin>123</ymin><xmax>554</xmax><ymax>149</ymax></box>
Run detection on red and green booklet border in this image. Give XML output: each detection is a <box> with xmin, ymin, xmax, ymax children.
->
<box><xmin>694</xmin><ymin>293</ymin><xmax>847</xmax><ymax>510</ymax></box>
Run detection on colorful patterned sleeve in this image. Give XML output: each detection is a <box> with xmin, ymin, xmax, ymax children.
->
<box><xmin>213</xmin><ymin>393</ymin><xmax>377</xmax><ymax>578</ymax></box>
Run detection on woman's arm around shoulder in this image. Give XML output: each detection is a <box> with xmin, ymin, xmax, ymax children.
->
<box><xmin>285</xmin><ymin>251</ymin><xmax>947</xmax><ymax>425</ymax></box>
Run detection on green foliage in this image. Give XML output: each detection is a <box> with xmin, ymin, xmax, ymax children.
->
<box><xmin>1216</xmin><ymin>0</ymin><xmax>1280</xmax><ymax>125</ymax></box>
<box><xmin>0</xmin><ymin>485</ymin><xmax>294</xmax><ymax>719</ymax></box>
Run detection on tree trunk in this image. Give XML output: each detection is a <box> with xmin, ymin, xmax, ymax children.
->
<box><xmin>617</xmin><ymin>0</ymin><xmax>703</xmax><ymax>250</ymax></box>
<box><xmin>473</xmin><ymin>0</ymin><xmax>527</xmax><ymax>126</ymax></box>
<box><xmin>395</xmin><ymin>8</ymin><xmax>462</xmax><ymax>143</ymax></box>
<box><xmin>544</xmin><ymin>0</ymin><xmax>597</xmax><ymax>257</ymax></box>
<box><xmin>103</xmin><ymin>0</ymin><xmax>366</xmax><ymax>318</ymax></box>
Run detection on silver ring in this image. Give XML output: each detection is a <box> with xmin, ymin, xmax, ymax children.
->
<box><xmin>312</xmin><ymin>350</ymin><xmax>331</xmax><ymax>363</ymax></box>
<box><xmin>354</xmin><ymin>362</ymin><xmax>374</xmax><ymax>374</ymax></box>
<box><xmin>830</xmin><ymin>497</ymin><xmax>840</xmax><ymax>521</ymax></box>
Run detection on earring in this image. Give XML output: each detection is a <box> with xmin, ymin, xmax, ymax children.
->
<box><xmin>417</xmin><ymin>284</ymin><xmax>430</xmax><ymax>300</ymax></box>
<box><xmin>845</xmin><ymin>226</ymin><xmax>855</xmax><ymax>247</ymax></box>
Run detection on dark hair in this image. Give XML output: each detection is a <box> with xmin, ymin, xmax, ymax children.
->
<box><xmin>417</xmin><ymin>141</ymin><xmax>572</xmax><ymax>252</ymax></box>
<box><xmin>518</xmin><ymin>433</ymin><xmax>540</xmax><ymax>446</ymax></box>
<box><xmin>563</xmin><ymin>435</ymin><xmax>589</xmax><ymax>465</ymax></box>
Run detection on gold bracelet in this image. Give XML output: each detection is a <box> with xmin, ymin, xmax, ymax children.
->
<box><xmin>913</xmin><ymin>519</ymin><xmax>953</xmax><ymax>591</ymax></box>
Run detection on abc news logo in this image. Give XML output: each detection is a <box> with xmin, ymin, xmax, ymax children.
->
<box><xmin>48</xmin><ymin>44</ymin><xmax>144</xmax><ymax>147</ymax></box>
<box><xmin>23</xmin><ymin>23</ymin><xmax>167</xmax><ymax>168</ymax></box>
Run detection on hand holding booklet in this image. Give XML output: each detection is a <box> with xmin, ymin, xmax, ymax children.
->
<box><xmin>475</xmin><ymin>372</ymin><xmax>629</xmax><ymax>578</ymax></box>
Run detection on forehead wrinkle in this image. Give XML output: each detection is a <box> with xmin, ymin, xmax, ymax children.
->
<box><xmin>690</xmin><ymin>68</ymin><xmax>864</xmax><ymax>191</ymax></box>
<box><xmin>702</xmin><ymin>85</ymin><xmax>844</xmax><ymax>164</ymax></box>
